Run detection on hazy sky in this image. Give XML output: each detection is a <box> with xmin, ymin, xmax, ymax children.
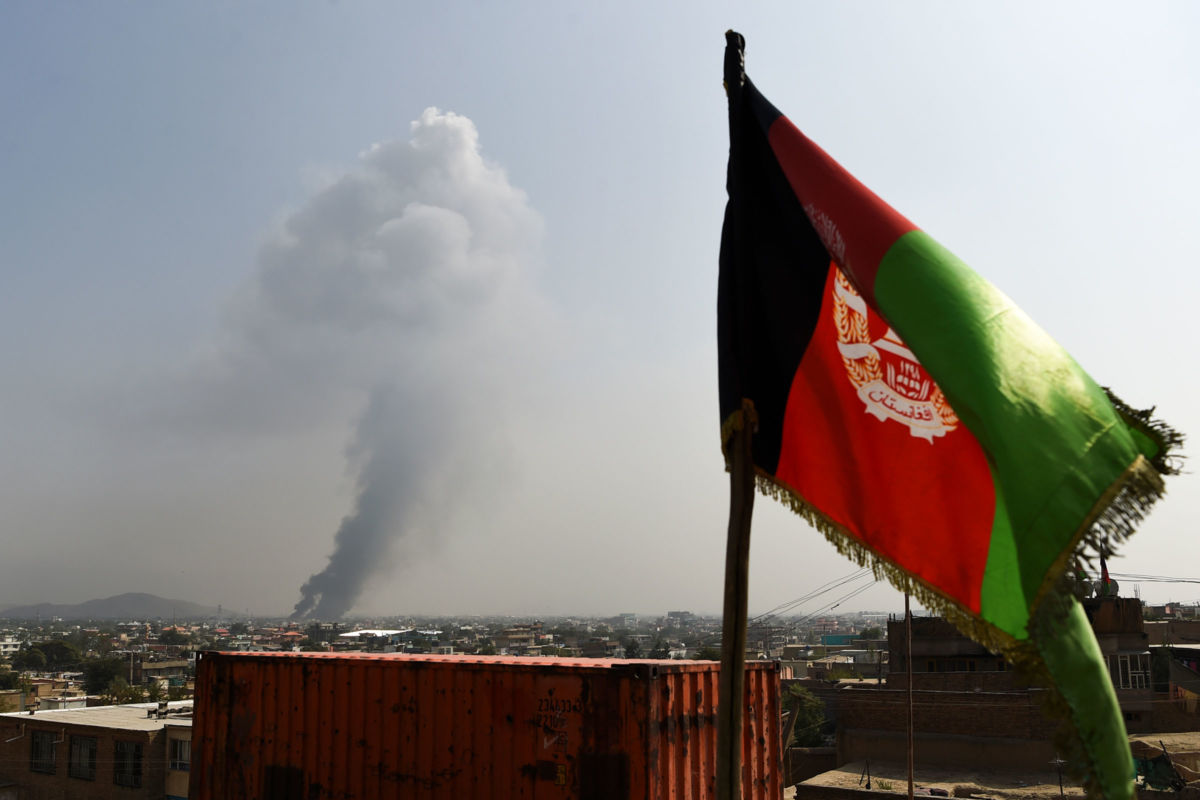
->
<box><xmin>2</xmin><ymin>3</ymin><xmax>1197</xmax><ymax>618</ymax></box>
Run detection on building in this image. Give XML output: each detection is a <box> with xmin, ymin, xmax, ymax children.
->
<box><xmin>1081</xmin><ymin>596</ymin><xmax>1153</xmax><ymax>729</ymax></box>
<box><xmin>0</xmin><ymin>692</ymin><xmax>22</xmax><ymax>714</ymax></box>
<box><xmin>1145</xmin><ymin>618</ymin><xmax>1200</xmax><ymax>646</ymax></box>
<box><xmin>579</xmin><ymin>638</ymin><xmax>621</xmax><ymax>658</ymax></box>
<box><xmin>820</xmin><ymin>633</ymin><xmax>857</xmax><ymax>647</ymax></box>
<box><xmin>666</xmin><ymin>610</ymin><xmax>695</xmax><ymax>626</ymax></box>
<box><xmin>829</xmin><ymin>594</ymin><xmax>1171</xmax><ymax>784</ymax></box>
<box><xmin>0</xmin><ymin>701</ymin><xmax>192</xmax><ymax>800</ymax></box>
<box><xmin>131</xmin><ymin>657</ymin><xmax>192</xmax><ymax>692</ymax></box>
<box><xmin>493</xmin><ymin>623</ymin><xmax>541</xmax><ymax>654</ymax></box>
<box><xmin>887</xmin><ymin>615</ymin><xmax>1007</xmax><ymax>676</ymax></box>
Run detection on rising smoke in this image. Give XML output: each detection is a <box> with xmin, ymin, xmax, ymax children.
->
<box><xmin>201</xmin><ymin>109</ymin><xmax>546</xmax><ymax>619</ymax></box>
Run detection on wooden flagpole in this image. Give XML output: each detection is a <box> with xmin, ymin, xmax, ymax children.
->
<box><xmin>906</xmin><ymin>593</ymin><xmax>915</xmax><ymax>800</ymax></box>
<box><xmin>717</xmin><ymin>403</ymin><xmax>756</xmax><ymax>800</ymax></box>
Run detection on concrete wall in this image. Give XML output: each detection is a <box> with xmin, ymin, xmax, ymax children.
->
<box><xmin>785</xmin><ymin>746</ymin><xmax>837</xmax><ymax>787</ymax></box>
<box><xmin>886</xmin><ymin>670</ymin><xmax>1020</xmax><ymax>692</ymax></box>
<box><xmin>795</xmin><ymin>783</ymin><xmax>894</xmax><ymax>800</ymax></box>
<box><xmin>836</xmin><ymin>686</ymin><xmax>1059</xmax><ymax>772</ymax></box>
<box><xmin>838</xmin><ymin>729</ymin><xmax>1058</xmax><ymax>772</ymax></box>
<box><xmin>165</xmin><ymin>726</ymin><xmax>191</xmax><ymax>799</ymax></box>
<box><xmin>838</xmin><ymin>686</ymin><xmax>1057</xmax><ymax>740</ymax></box>
<box><xmin>888</xmin><ymin>618</ymin><xmax>995</xmax><ymax>666</ymax></box>
<box><xmin>1145</xmin><ymin>620</ymin><xmax>1200</xmax><ymax>646</ymax></box>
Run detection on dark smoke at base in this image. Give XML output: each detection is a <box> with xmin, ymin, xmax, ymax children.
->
<box><xmin>291</xmin><ymin>381</ymin><xmax>460</xmax><ymax>620</ymax></box>
<box><xmin>290</xmin><ymin>487</ymin><xmax>392</xmax><ymax>619</ymax></box>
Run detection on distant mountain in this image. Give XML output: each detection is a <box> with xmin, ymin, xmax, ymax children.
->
<box><xmin>0</xmin><ymin>593</ymin><xmax>222</xmax><ymax>621</ymax></box>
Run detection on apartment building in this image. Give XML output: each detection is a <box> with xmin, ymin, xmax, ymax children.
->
<box><xmin>0</xmin><ymin>701</ymin><xmax>192</xmax><ymax>800</ymax></box>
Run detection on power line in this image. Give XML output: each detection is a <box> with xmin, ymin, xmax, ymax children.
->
<box><xmin>792</xmin><ymin>579</ymin><xmax>878</xmax><ymax>628</ymax></box>
<box><xmin>751</xmin><ymin>568</ymin><xmax>872</xmax><ymax>623</ymax></box>
<box><xmin>751</xmin><ymin>569</ymin><xmax>874</xmax><ymax>627</ymax></box>
<box><xmin>1107</xmin><ymin>572</ymin><xmax>1200</xmax><ymax>586</ymax></box>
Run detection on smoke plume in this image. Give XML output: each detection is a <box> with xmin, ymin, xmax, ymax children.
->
<box><xmin>197</xmin><ymin>108</ymin><xmax>545</xmax><ymax>619</ymax></box>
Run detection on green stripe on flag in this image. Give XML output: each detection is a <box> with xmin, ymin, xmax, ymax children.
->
<box><xmin>980</xmin><ymin>463</ymin><xmax>1028</xmax><ymax>639</ymax></box>
<box><xmin>873</xmin><ymin>231</ymin><xmax>1147</xmax><ymax>619</ymax></box>
<box><xmin>1035</xmin><ymin>597</ymin><xmax>1135</xmax><ymax>797</ymax></box>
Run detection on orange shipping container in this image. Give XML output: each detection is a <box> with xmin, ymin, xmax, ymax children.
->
<box><xmin>190</xmin><ymin>651</ymin><xmax>782</xmax><ymax>799</ymax></box>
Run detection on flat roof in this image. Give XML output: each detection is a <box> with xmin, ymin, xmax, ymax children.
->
<box><xmin>801</xmin><ymin>761</ymin><xmax>1086</xmax><ymax>798</ymax></box>
<box><xmin>0</xmin><ymin>701</ymin><xmax>192</xmax><ymax>732</ymax></box>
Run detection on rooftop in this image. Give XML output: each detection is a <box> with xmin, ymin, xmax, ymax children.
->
<box><xmin>0</xmin><ymin>701</ymin><xmax>192</xmax><ymax>731</ymax></box>
<box><xmin>798</xmin><ymin>761</ymin><xmax>1085</xmax><ymax>799</ymax></box>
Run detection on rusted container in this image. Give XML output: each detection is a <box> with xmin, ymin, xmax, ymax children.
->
<box><xmin>190</xmin><ymin>652</ymin><xmax>781</xmax><ymax>800</ymax></box>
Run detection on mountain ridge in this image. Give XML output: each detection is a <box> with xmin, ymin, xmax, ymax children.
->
<box><xmin>0</xmin><ymin>592</ymin><xmax>224</xmax><ymax>621</ymax></box>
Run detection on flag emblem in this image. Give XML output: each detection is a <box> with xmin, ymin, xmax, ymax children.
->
<box><xmin>832</xmin><ymin>269</ymin><xmax>958</xmax><ymax>441</ymax></box>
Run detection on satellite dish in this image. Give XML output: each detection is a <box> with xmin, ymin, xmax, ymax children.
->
<box><xmin>1094</xmin><ymin>579</ymin><xmax>1119</xmax><ymax>598</ymax></box>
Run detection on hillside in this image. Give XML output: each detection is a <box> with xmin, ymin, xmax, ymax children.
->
<box><xmin>0</xmin><ymin>593</ymin><xmax>222</xmax><ymax>621</ymax></box>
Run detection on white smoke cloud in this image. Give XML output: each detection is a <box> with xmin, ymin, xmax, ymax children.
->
<box><xmin>179</xmin><ymin>108</ymin><xmax>549</xmax><ymax>618</ymax></box>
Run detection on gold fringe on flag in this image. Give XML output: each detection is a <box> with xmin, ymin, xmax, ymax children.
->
<box><xmin>719</xmin><ymin>395</ymin><xmax>1183</xmax><ymax>798</ymax></box>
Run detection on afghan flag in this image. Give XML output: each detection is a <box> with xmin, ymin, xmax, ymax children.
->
<box><xmin>718</xmin><ymin>32</ymin><xmax>1180</xmax><ymax>799</ymax></box>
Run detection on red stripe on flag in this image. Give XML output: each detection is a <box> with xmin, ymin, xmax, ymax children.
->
<box><xmin>774</xmin><ymin>265</ymin><xmax>995</xmax><ymax>612</ymax></box>
<box><xmin>767</xmin><ymin>117</ymin><xmax>916</xmax><ymax>306</ymax></box>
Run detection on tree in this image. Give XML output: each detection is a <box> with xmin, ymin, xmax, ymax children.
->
<box><xmin>648</xmin><ymin>638</ymin><xmax>671</xmax><ymax>659</ymax></box>
<box><xmin>83</xmin><ymin>658</ymin><xmax>126</xmax><ymax>694</ymax></box>
<box><xmin>36</xmin><ymin>641</ymin><xmax>81</xmax><ymax>669</ymax></box>
<box><xmin>785</xmin><ymin>685</ymin><xmax>827</xmax><ymax>747</ymax></box>
<box><xmin>0</xmin><ymin>669</ymin><xmax>20</xmax><ymax>690</ymax></box>
<box><xmin>104</xmin><ymin>677</ymin><xmax>145</xmax><ymax>705</ymax></box>
<box><xmin>10</xmin><ymin>648</ymin><xmax>46</xmax><ymax>671</ymax></box>
<box><xmin>229</xmin><ymin>622</ymin><xmax>250</xmax><ymax>636</ymax></box>
<box><xmin>159</xmin><ymin>629</ymin><xmax>190</xmax><ymax>646</ymax></box>
<box><xmin>691</xmin><ymin>645</ymin><xmax>720</xmax><ymax>661</ymax></box>
<box><xmin>857</xmin><ymin>626</ymin><xmax>883</xmax><ymax>641</ymax></box>
<box><xmin>623</xmin><ymin>638</ymin><xmax>643</xmax><ymax>659</ymax></box>
<box><xmin>65</xmin><ymin>628</ymin><xmax>93</xmax><ymax>653</ymax></box>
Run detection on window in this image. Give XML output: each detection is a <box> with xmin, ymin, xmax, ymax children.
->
<box><xmin>168</xmin><ymin>737</ymin><xmax>191</xmax><ymax>771</ymax></box>
<box><xmin>114</xmin><ymin>740</ymin><xmax>143</xmax><ymax>788</ymax></box>
<box><xmin>1132</xmin><ymin>654</ymin><xmax>1150</xmax><ymax>690</ymax></box>
<box><xmin>69</xmin><ymin>736</ymin><xmax>97</xmax><ymax>780</ymax></box>
<box><xmin>30</xmin><ymin>730</ymin><xmax>58</xmax><ymax>774</ymax></box>
<box><xmin>1108</xmin><ymin>653</ymin><xmax>1151</xmax><ymax>690</ymax></box>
